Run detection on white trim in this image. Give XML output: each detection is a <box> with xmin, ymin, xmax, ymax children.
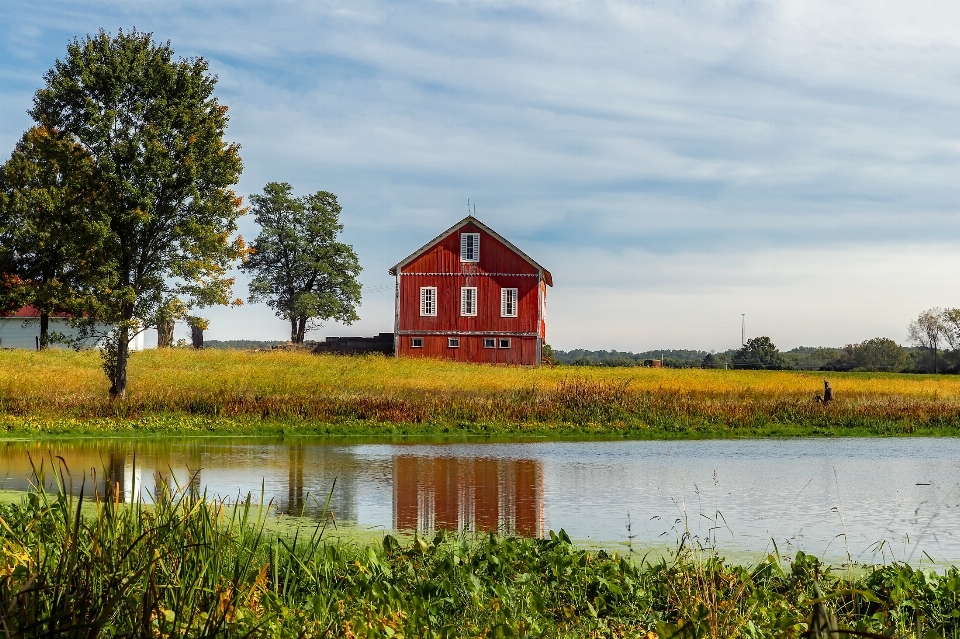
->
<box><xmin>399</xmin><ymin>272</ymin><xmax>538</xmax><ymax>277</ymax></box>
<box><xmin>419</xmin><ymin>287</ymin><xmax>437</xmax><ymax>317</ymax></box>
<box><xmin>501</xmin><ymin>288</ymin><xmax>518</xmax><ymax>317</ymax></box>
<box><xmin>460</xmin><ymin>232</ymin><xmax>480</xmax><ymax>262</ymax></box>
<box><xmin>460</xmin><ymin>287</ymin><xmax>477</xmax><ymax>316</ymax></box>
<box><xmin>483</xmin><ymin>338</ymin><xmax>496</xmax><ymax>349</ymax></box>
<box><xmin>411</xmin><ymin>337</ymin><xmax>424</xmax><ymax>348</ymax></box>
<box><xmin>397</xmin><ymin>330</ymin><xmax>537</xmax><ymax>336</ymax></box>
<box><xmin>499</xmin><ymin>338</ymin><xmax>511</xmax><ymax>349</ymax></box>
<box><xmin>448</xmin><ymin>337</ymin><xmax>460</xmax><ymax>348</ymax></box>
<box><xmin>388</xmin><ymin>216</ymin><xmax>553</xmax><ymax>286</ymax></box>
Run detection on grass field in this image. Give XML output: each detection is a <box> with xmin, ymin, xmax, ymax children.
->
<box><xmin>3</xmin><ymin>348</ymin><xmax>960</xmax><ymax>437</ymax></box>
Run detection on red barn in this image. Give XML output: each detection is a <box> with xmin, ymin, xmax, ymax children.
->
<box><xmin>389</xmin><ymin>216</ymin><xmax>552</xmax><ymax>365</ymax></box>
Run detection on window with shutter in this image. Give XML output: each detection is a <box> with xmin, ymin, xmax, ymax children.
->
<box><xmin>460</xmin><ymin>287</ymin><xmax>477</xmax><ymax>316</ymax></box>
<box><xmin>420</xmin><ymin>287</ymin><xmax>437</xmax><ymax>316</ymax></box>
<box><xmin>460</xmin><ymin>233</ymin><xmax>480</xmax><ymax>262</ymax></box>
<box><xmin>500</xmin><ymin>288</ymin><xmax>518</xmax><ymax>317</ymax></box>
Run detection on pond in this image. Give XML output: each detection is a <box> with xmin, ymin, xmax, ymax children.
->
<box><xmin>1</xmin><ymin>437</ymin><xmax>958</xmax><ymax>565</ymax></box>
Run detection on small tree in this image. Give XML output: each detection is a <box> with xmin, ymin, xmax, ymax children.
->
<box><xmin>242</xmin><ymin>182</ymin><xmax>361</xmax><ymax>343</ymax></box>
<box><xmin>30</xmin><ymin>29</ymin><xmax>246</xmax><ymax>396</ymax></box>
<box><xmin>907</xmin><ymin>308</ymin><xmax>946</xmax><ymax>373</ymax></box>
<box><xmin>187</xmin><ymin>316</ymin><xmax>208</xmax><ymax>349</ymax></box>
<box><xmin>156</xmin><ymin>298</ymin><xmax>188</xmax><ymax>347</ymax></box>
<box><xmin>0</xmin><ymin>126</ymin><xmax>106</xmax><ymax>348</ymax></box>
<box><xmin>733</xmin><ymin>336</ymin><xmax>784</xmax><ymax>370</ymax></box>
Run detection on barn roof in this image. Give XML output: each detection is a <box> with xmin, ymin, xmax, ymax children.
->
<box><xmin>1</xmin><ymin>305</ymin><xmax>74</xmax><ymax>319</ymax></box>
<box><xmin>388</xmin><ymin>216</ymin><xmax>553</xmax><ymax>286</ymax></box>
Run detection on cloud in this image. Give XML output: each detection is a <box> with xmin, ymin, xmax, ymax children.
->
<box><xmin>2</xmin><ymin>0</ymin><xmax>959</xmax><ymax>349</ymax></box>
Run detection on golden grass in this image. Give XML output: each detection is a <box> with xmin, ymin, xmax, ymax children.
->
<box><xmin>2</xmin><ymin>348</ymin><xmax>960</xmax><ymax>433</ymax></box>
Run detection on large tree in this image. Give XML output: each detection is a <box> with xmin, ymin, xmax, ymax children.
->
<box><xmin>242</xmin><ymin>182</ymin><xmax>361</xmax><ymax>343</ymax></box>
<box><xmin>30</xmin><ymin>29</ymin><xmax>245</xmax><ymax>397</ymax></box>
<box><xmin>0</xmin><ymin>126</ymin><xmax>107</xmax><ymax>347</ymax></box>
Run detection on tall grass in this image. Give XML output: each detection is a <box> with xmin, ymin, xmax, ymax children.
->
<box><xmin>3</xmin><ymin>349</ymin><xmax>960</xmax><ymax>435</ymax></box>
<box><xmin>2</xmin><ymin>462</ymin><xmax>960</xmax><ymax>637</ymax></box>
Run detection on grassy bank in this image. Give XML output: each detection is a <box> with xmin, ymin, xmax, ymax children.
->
<box><xmin>2</xmin><ymin>477</ymin><xmax>959</xmax><ymax>638</ymax></box>
<box><xmin>4</xmin><ymin>349</ymin><xmax>960</xmax><ymax>437</ymax></box>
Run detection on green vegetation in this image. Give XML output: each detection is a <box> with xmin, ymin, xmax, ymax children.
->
<box><xmin>205</xmin><ymin>339</ymin><xmax>288</xmax><ymax>350</ymax></box>
<box><xmin>241</xmin><ymin>182</ymin><xmax>362</xmax><ymax>344</ymax></box>
<box><xmin>555</xmin><ymin>343</ymin><xmax>934</xmax><ymax>372</ymax></box>
<box><xmin>5</xmin><ymin>349</ymin><xmax>960</xmax><ymax>438</ymax></box>
<box><xmin>2</xmin><ymin>472</ymin><xmax>959</xmax><ymax>637</ymax></box>
<box><xmin>1</xmin><ymin>29</ymin><xmax>247</xmax><ymax>398</ymax></box>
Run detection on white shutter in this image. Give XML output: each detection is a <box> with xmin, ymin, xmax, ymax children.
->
<box><xmin>420</xmin><ymin>287</ymin><xmax>437</xmax><ymax>316</ymax></box>
<box><xmin>501</xmin><ymin>288</ymin><xmax>518</xmax><ymax>317</ymax></box>
<box><xmin>460</xmin><ymin>233</ymin><xmax>479</xmax><ymax>262</ymax></box>
<box><xmin>461</xmin><ymin>287</ymin><xmax>477</xmax><ymax>316</ymax></box>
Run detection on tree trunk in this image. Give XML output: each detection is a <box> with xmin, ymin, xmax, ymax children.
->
<box><xmin>110</xmin><ymin>325</ymin><xmax>129</xmax><ymax>399</ymax></box>
<box><xmin>297</xmin><ymin>316</ymin><xmax>307</xmax><ymax>344</ymax></box>
<box><xmin>39</xmin><ymin>312</ymin><xmax>49</xmax><ymax>350</ymax></box>
<box><xmin>157</xmin><ymin>319</ymin><xmax>175</xmax><ymax>347</ymax></box>
<box><xmin>290</xmin><ymin>317</ymin><xmax>306</xmax><ymax>344</ymax></box>
<box><xmin>191</xmin><ymin>326</ymin><xmax>204</xmax><ymax>349</ymax></box>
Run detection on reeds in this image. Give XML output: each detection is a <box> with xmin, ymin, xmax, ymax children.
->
<box><xmin>3</xmin><ymin>349</ymin><xmax>960</xmax><ymax>435</ymax></box>
<box><xmin>1</xmin><ymin>466</ymin><xmax>960</xmax><ymax>637</ymax></box>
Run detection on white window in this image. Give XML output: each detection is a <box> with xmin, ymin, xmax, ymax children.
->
<box><xmin>460</xmin><ymin>233</ymin><xmax>480</xmax><ymax>262</ymax></box>
<box><xmin>420</xmin><ymin>287</ymin><xmax>437</xmax><ymax>316</ymax></box>
<box><xmin>500</xmin><ymin>288</ymin><xmax>518</xmax><ymax>317</ymax></box>
<box><xmin>499</xmin><ymin>338</ymin><xmax>511</xmax><ymax>349</ymax></box>
<box><xmin>460</xmin><ymin>287</ymin><xmax>477</xmax><ymax>316</ymax></box>
<box><xmin>448</xmin><ymin>338</ymin><xmax>460</xmax><ymax>348</ymax></box>
<box><xmin>483</xmin><ymin>338</ymin><xmax>496</xmax><ymax>348</ymax></box>
<box><xmin>411</xmin><ymin>338</ymin><xmax>424</xmax><ymax>348</ymax></box>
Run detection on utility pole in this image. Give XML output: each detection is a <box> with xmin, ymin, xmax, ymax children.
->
<box><xmin>741</xmin><ymin>314</ymin><xmax>745</xmax><ymax>347</ymax></box>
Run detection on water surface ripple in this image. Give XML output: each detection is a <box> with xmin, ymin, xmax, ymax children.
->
<box><xmin>2</xmin><ymin>437</ymin><xmax>958</xmax><ymax>564</ymax></box>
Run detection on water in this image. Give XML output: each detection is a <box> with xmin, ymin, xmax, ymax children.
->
<box><xmin>2</xmin><ymin>437</ymin><xmax>959</xmax><ymax>564</ymax></box>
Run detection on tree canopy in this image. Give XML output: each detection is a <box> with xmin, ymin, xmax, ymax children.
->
<box><xmin>732</xmin><ymin>336</ymin><xmax>784</xmax><ymax>370</ymax></box>
<box><xmin>0</xmin><ymin>126</ymin><xmax>107</xmax><ymax>347</ymax></box>
<box><xmin>29</xmin><ymin>29</ymin><xmax>245</xmax><ymax>396</ymax></box>
<box><xmin>242</xmin><ymin>182</ymin><xmax>362</xmax><ymax>343</ymax></box>
<box><xmin>828</xmin><ymin>337</ymin><xmax>907</xmax><ymax>372</ymax></box>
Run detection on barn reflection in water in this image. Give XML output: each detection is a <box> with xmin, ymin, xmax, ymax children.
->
<box><xmin>0</xmin><ymin>441</ymin><xmax>544</xmax><ymax>538</ymax></box>
<box><xmin>393</xmin><ymin>456</ymin><xmax>543</xmax><ymax>537</ymax></box>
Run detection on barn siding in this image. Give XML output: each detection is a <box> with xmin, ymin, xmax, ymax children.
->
<box><xmin>397</xmin><ymin>335</ymin><xmax>538</xmax><ymax>365</ymax></box>
<box><xmin>395</xmin><ymin>220</ymin><xmax>547</xmax><ymax>366</ymax></box>
<box><xmin>401</xmin><ymin>222</ymin><xmax>540</xmax><ymax>277</ymax></box>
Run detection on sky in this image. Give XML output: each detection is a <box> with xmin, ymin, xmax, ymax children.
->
<box><xmin>3</xmin><ymin>0</ymin><xmax>960</xmax><ymax>352</ymax></box>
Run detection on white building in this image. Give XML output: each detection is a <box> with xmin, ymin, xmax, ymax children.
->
<box><xmin>0</xmin><ymin>306</ymin><xmax>145</xmax><ymax>351</ymax></box>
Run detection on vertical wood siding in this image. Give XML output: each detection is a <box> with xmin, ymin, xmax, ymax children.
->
<box><xmin>396</xmin><ymin>222</ymin><xmax>547</xmax><ymax>365</ymax></box>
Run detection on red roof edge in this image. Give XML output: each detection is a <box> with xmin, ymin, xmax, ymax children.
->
<box><xmin>2</xmin><ymin>305</ymin><xmax>75</xmax><ymax>319</ymax></box>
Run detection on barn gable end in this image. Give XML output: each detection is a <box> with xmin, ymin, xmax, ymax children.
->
<box><xmin>390</xmin><ymin>216</ymin><xmax>551</xmax><ymax>366</ymax></box>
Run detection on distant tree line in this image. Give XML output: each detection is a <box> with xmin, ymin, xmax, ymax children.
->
<box><xmin>552</xmin><ymin>336</ymin><xmax>928</xmax><ymax>372</ymax></box>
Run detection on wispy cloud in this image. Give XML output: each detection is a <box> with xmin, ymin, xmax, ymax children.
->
<box><xmin>2</xmin><ymin>0</ymin><xmax>959</xmax><ymax>349</ymax></box>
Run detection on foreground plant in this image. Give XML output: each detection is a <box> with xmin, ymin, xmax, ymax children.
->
<box><xmin>1</xmin><ymin>464</ymin><xmax>960</xmax><ymax>637</ymax></box>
